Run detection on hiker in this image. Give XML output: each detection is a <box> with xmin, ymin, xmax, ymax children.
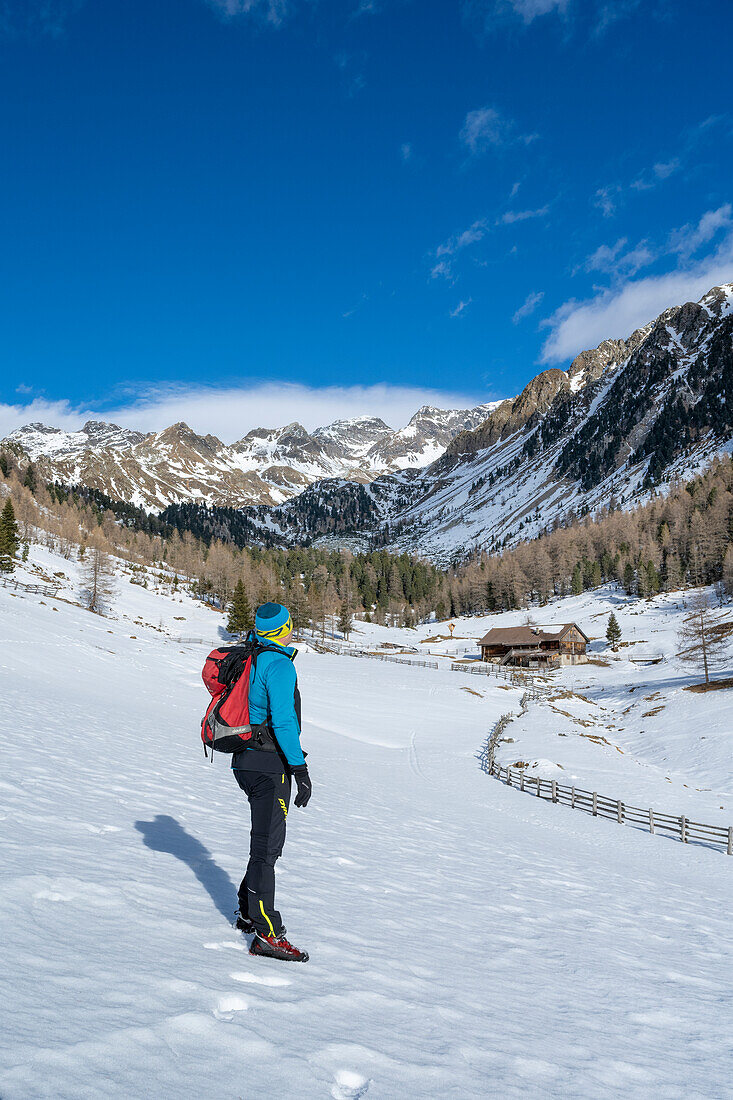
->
<box><xmin>232</xmin><ymin>602</ymin><xmax>312</xmax><ymax>962</ymax></box>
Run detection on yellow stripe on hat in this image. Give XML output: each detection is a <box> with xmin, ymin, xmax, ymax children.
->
<box><xmin>257</xmin><ymin>614</ymin><xmax>293</xmax><ymax>640</ymax></box>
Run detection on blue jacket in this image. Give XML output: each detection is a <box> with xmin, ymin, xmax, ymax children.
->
<box><xmin>232</xmin><ymin>641</ymin><xmax>305</xmax><ymax>768</ymax></box>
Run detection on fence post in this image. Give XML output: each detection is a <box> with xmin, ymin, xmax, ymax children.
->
<box><xmin>649</xmin><ymin>808</ymin><xmax>654</xmax><ymax>835</ymax></box>
<box><xmin>617</xmin><ymin>800</ymin><xmax>623</xmax><ymax>824</ymax></box>
<box><xmin>507</xmin><ymin>768</ymin><xmax>512</xmax><ymax>787</ymax></box>
<box><xmin>551</xmin><ymin>780</ymin><xmax>558</xmax><ymax>803</ymax></box>
<box><xmin>571</xmin><ymin>786</ymin><xmax>575</xmax><ymax>808</ymax></box>
<box><xmin>536</xmin><ymin>776</ymin><xmax>541</xmax><ymax>797</ymax></box>
<box><xmin>680</xmin><ymin>815</ymin><xmax>687</xmax><ymax>844</ymax></box>
<box><xmin>728</xmin><ymin>826</ymin><xmax>733</xmax><ymax>856</ymax></box>
<box><xmin>520</xmin><ymin>771</ymin><xmax>525</xmax><ymax>792</ymax></box>
<box><xmin>592</xmin><ymin>791</ymin><xmax>597</xmax><ymax>816</ymax></box>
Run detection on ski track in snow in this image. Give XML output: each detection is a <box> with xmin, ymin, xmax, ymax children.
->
<box><xmin>1</xmin><ymin>558</ymin><xmax>733</xmax><ymax>1097</ymax></box>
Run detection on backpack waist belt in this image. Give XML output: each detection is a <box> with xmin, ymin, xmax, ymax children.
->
<box><xmin>249</xmin><ymin>720</ymin><xmax>279</xmax><ymax>752</ymax></box>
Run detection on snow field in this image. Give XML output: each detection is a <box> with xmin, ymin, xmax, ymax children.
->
<box><xmin>1</xmin><ymin>554</ymin><xmax>733</xmax><ymax>1098</ymax></box>
<box><xmin>346</xmin><ymin>586</ymin><xmax>733</xmax><ymax>826</ymax></box>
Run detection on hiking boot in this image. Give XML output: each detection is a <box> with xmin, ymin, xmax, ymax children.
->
<box><xmin>249</xmin><ymin>931</ymin><xmax>309</xmax><ymax>962</ymax></box>
<box><xmin>233</xmin><ymin>909</ymin><xmax>254</xmax><ymax>934</ymax></box>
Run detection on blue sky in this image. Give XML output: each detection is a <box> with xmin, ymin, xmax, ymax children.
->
<box><xmin>1</xmin><ymin>0</ymin><xmax>732</xmax><ymax>440</ymax></box>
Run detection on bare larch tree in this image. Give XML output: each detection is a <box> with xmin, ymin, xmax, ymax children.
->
<box><xmin>677</xmin><ymin>593</ymin><xmax>731</xmax><ymax>685</ymax></box>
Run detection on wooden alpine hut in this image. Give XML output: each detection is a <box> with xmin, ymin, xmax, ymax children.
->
<box><xmin>477</xmin><ymin>623</ymin><xmax>590</xmax><ymax>668</ymax></box>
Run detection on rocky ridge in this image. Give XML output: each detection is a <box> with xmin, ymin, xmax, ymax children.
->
<box><xmin>4</xmin><ymin>403</ymin><xmax>496</xmax><ymax>510</ymax></box>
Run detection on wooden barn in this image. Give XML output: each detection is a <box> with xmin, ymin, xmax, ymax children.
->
<box><xmin>477</xmin><ymin>623</ymin><xmax>590</xmax><ymax>667</ymax></box>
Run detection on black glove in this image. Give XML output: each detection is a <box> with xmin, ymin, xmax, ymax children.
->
<box><xmin>292</xmin><ymin>765</ymin><xmax>312</xmax><ymax>808</ymax></box>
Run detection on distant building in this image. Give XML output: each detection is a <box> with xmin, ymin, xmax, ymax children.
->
<box><xmin>478</xmin><ymin>623</ymin><xmax>590</xmax><ymax>668</ymax></box>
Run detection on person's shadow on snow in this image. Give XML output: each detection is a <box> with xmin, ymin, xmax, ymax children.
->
<box><xmin>134</xmin><ymin>815</ymin><xmax>237</xmax><ymax>922</ymax></box>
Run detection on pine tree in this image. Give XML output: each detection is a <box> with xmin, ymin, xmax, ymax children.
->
<box><xmin>723</xmin><ymin>545</ymin><xmax>733</xmax><ymax>597</ymax></box>
<box><xmin>226</xmin><ymin>578</ymin><xmax>252</xmax><ymax>639</ymax></box>
<box><xmin>571</xmin><ymin>563</ymin><xmax>583</xmax><ymax>596</ymax></box>
<box><xmin>646</xmin><ymin>560</ymin><xmax>660</xmax><ymax>597</ymax></box>
<box><xmin>605</xmin><ymin>612</ymin><xmax>622</xmax><ymax>651</ymax></box>
<box><xmin>22</xmin><ymin>463</ymin><xmax>37</xmax><ymax>494</ymax></box>
<box><xmin>0</xmin><ymin>499</ymin><xmax>19</xmax><ymax>572</ymax></box>
<box><xmin>338</xmin><ymin>599</ymin><xmax>353</xmax><ymax>640</ymax></box>
<box><xmin>623</xmin><ymin>562</ymin><xmax>636</xmax><ymax>596</ymax></box>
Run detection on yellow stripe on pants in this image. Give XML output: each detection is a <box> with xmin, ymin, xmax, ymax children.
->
<box><xmin>259</xmin><ymin>899</ymin><xmax>275</xmax><ymax>937</ymax></box>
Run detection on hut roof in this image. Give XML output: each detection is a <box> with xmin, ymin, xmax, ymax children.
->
<box><xmin>478</xmin><ymin>623</ymin><xmax>589</xmax><ymax>646</ymax></box>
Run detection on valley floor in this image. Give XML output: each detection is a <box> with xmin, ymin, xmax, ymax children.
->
<box><xmin>1</xmin><ymin>556</ymin><xmax>732</xmax><ymax>1098</ymax></box>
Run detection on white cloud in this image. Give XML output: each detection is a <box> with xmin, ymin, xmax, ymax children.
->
<box><xmin>460</xmin><ymin>107</ymin><xmax>507</xmax><ymax>155</ymax></box>
<box><xmin>512</xmin><ymin>290</ymin><xmax>544</xmax><ymax>324</ymax></box>
<box><xmin>464</xmin><ymin>0</ymin><xmax>569</xmax><ymax>28</ymax></box>
<box><xmin>0</xmin><ymin>0</ymin><xmax>86</xmax><ymax>37</ymax></box>
<box><xmin>497</xmin><ymin>205</ymin><xmax>548</xmax><ymax>225</ymax></box>
<box><xmin>652</xmin><ymin>158</ymin><xmax>680</xmax><ymax>181</ymax></box>
<box><xmin>582</xmin><ymin>236</ymin><xmax>655</xmax><ymax>277</ymax></box>
<box><xmin>593</xmin><ymin>185</ymin><xmax>618</xmax><ymax>218</ymax></box>
<box><xmin>540</xmin><ymin>228</ymin><xmax>733</xmax><ymax>364</ymax></box>
<box><xmin>0</xmin><ymin>398</ymin><xmax>94</xmax><ymax>438</ymax></box>
<box><xmin>459</xmin><ymin>105</ymin><xmax>535</xmax><ymax>158</ymax></box>
<box><xmin>508</xmin><ymin>0</ymin><xmax>569</xmax><ymax>21</ymax></box>
<box><xmin>669</xmin><ymin>204</ymin><xmax>732</xmax><ymax>259</ymax></box>
<box><xmin>580</xmin><ymin>206</ymin><xmax>732</xmax><ymax>287</ymax></box>
<box><xmin>630</xmin><ymin>157</ymin><xmax>682</xmax><ymax>193</ymax></box>
<box><xmin>430</xmin><ymin>259</ymin><xmax>455</xmax><ymax>281</ymax></box>
<box><xmin>431</xmin><ymin>219</ymin><xmax>488</xmax><ymax>279</ymax></box>
<box><xmin>592</xmin><ymin>117</ymin><xmax>729</xmax><ymax>217</ymax></box>
<box><xmin>449</xmin><ymin>299</ymin><xmax>473</xmax><ymax>318</ymax></box>
<box><xmin>0</xmin><ymin>383</ymin><xmax>490</xmax><ymax>443</ymax></box>
<box><xmin>205</xmin><ymin>0</ymin><xmax>290</xmax><ymax>24</ymax></box>
<box><xmin>435</xmin><ymin>219</ymin><xmax>488</xmax><ymax>258</ymax></box>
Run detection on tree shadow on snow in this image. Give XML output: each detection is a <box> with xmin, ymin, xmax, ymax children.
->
<box><xmin>134</xmin><ymin>815</ymin><xmax>237</xmax><ymax>922</ymax></box>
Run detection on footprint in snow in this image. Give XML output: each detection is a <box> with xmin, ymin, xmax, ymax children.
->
<box><xmin>230</xmin><ymin>970</ymin><xmax>291</xmax><ymax>988</ymax></box>
<box><xmin>214</xmin><ymin>994</ymin><xmax>248</xmax><ymax>1019</ymax></box>
<box><xmin>331</xmin><ymin>1069</ymin><xmax>370</xmax><ymax>1100</ymax></box>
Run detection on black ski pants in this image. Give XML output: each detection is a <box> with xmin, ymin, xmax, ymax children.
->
<box><xmin>235</xmin><ymin>769</ymin><xmax>292</xmax><ymax>937</ymax></box>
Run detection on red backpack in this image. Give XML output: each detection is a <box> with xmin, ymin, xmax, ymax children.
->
<box><xmin>200</xmin><ymin>637</ymin><xmax>273</xmax><ymax>757</ymax></box>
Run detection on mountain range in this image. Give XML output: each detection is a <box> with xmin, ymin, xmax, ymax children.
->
<box><xmin>158</xmin><ymin>284</ymin><xmax>733</xmax><ymax>563</ymax></box>
<box><xmin>4</xmin><ymin>403</ymin><xmax>497</xmax><ymax>510</ymax></box>
<box><xmin>4</xmin><ymin>283</ymin><xmax>732</xmax><ymax>564</ymax></box>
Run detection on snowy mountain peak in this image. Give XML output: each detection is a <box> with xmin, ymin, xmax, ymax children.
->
<box><xmin>7</xmin><ymin>419</ymin><xmax>144</xmax><ymax>460</ymax></box>
<box><xmin>3</xmin><ymin>401</ymin><xmax>498</xmax><ymax>510</ymax></box>
<box><xmin>312</xmin><ymin>416</ymin><xmax>392</xmax><ymax>445</ymax></box>
<box><xmin>698</xmin><ymin>282</ymin><xmax>733</xmax><ymax>318</ymax></box>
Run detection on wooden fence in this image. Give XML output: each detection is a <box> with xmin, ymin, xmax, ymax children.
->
<box><xmin>317</xmin><ymin>639</ymin><xmax>551</xmax><ymax>684</ymax></box>
<box><xmin>337</xmin><ymin>648</ymin><xmax>439</xmax><ymax>670</ymax></box>
<box><xmin>450</xmin><ymin>661</ymin><xmax>536</xmax><ymax>687</ymax></box>
<box><xmin>0</xmin><ymin>576</ymin><xmax>60</xmax><ymax>598</ymax></box>
<box><xmin>483</xmin><ymin>753</ymin><xmax>733</xmax><ymax>855</ymax></box>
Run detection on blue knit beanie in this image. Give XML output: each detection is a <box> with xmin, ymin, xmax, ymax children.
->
<box><xmin>255</xmin><ymin>602</ymin><xmax>292</xmax><ymax>639</ymax></box>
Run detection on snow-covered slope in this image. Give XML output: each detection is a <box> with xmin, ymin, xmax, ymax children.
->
<box><xmin>2</xmin><ymin>548</ymin><xmax>732</xmax><ymax>1098</ymax></box>
<box><xmin>3</xmin><ymin>402</ymin><xmax>496</xmax><ymax>511</ymax></box>
<box><xmin>345</xmin><ymin>586</ymin><xmax>733</xmax><ymax>821</ymax></box>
